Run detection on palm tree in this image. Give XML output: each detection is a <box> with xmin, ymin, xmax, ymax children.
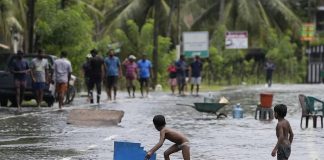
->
<box><xmin>0</xmin><ymin>0</ymin><xmax>13</xmax><ymax>44</ymax></box>
<box><xmin>77</xmin><ymin>0</ymin><xmax>128</xmax><ymax>41</ymax></box>
<box><xmin>182</xmin><ymin>0</ymin><xmax>302</xmax><ymax>45</ymax></box>
<box><xmin>98</xmin><ymin>0</ymin><xmax>171</xmax><ymax>87</ymax></box>
<box><xmin>0</xmin><ymin>0</ymin><xmax>24</xmax><ymax>52</ymax></box>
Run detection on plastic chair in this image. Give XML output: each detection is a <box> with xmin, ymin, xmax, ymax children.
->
<box><xmin>299</xmin><ymin>94</ymin><xmax>323</xmax><ymax>128</ymax></box>
<box><xmin>306</xmin><ymin>96</ymin><xmax>324</xmax><ymax>116</ymax></box>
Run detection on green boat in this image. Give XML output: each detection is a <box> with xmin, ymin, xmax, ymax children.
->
<box><xmin>193</xmin><ymin>102</ymin><xmax>227</xmax><ymax>113</ymax></box>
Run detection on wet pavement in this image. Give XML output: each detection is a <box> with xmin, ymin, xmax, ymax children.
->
<box><xmin>0</xmin><ymin>84</ymin><xmax>324</xmax><ymax>160</ymax></box>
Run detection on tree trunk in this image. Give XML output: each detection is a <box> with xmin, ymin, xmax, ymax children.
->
<box><xmin>27</xmin><ymin>0</ymin><xmax>36</xmax><ymax>53</ymax></box>
<box><xmin>61</xmin><ymin>0</ymin><xmax>67</xmax><ymax>9</ymax></box>
<box><xmin>219</xmin><ymin>0</ymin><xmax>225</xmax><ymax>22</ymax></box>
<box><xmin>177</xmin><ymin>0</ymin><xmax>181</xmax><ymax>45</ymax></box>
<box><xmin>152</xmin><ymin>0</ymin><xmax>161</xmax><ymax>89</ymax></box>
<box><xmin>166</xmin><ymin>0</ymin><xmax>175</xmax><ymax>37</ymax></box>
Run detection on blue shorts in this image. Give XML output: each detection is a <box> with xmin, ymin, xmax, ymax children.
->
<box><xmin>33</xmin><ymin>82</ymin><xmax>46</xmax><ymax>90</ymax></box>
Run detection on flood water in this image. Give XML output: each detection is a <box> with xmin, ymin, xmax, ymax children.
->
<box><xmin>0</xmin><ymin>84</ymin><xmax>324</xmax><ymax>160</ymax></box>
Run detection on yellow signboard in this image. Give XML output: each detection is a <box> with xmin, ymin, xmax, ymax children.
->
<box><xmin>301</xmin><ymin>23</ymin><xmax>315</xmax><ymax>41</ymax></box>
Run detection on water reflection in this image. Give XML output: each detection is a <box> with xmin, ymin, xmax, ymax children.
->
<box><xmin>0</xmin><ymin>84</ymin><xmax>323</xmax><ymax>159</ymax></box>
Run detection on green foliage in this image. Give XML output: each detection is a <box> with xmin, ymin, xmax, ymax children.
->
<box><xmin>96</xmin><ymin>36</ymin><xmax>112</xmax><ymax>55</ymax></box>
<box><xmin>35</xmin><ymin>0</ymin><xmax>95</xmax><ymax>77</ymax></box>
<box><xmin>203</xmin><ymin>46</ymin><xmax>223</xmax><ymax>84</ymax></box>
<box><xmin>264</xmin><ymin>29</ymin><xmax>305</xmax><ymax>83</ymax></box>
<box><xmin>157</xmin><ymin>36</ymin><xmax>173</xmax><ymax>84</ymax></box>
<box><xmin>112</xmin><ymin>19</ymin><xmax>174</xmax><ymax>85</ymax></box>
<box><xmin>204</xmin><ymin>23</ymin><xmax>306</xmax><ymax>85</ymax></box>
<box><xmin>0</xmin><ymin>0</ymin><xmax>317</xmax><ymax>90</ymax></box>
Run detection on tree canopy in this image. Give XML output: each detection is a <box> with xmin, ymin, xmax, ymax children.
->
<box><xmin>0</xmin><ymin>0</ymin><xmax>319</xmax><ymax>85</ymax></box>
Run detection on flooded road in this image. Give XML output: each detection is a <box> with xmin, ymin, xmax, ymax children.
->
<box><xmin>0</xmin><ymin>84</ymin><xmax>324</xmax><ymax>160</ymax></box>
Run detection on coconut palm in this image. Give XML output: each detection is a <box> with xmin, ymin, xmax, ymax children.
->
<box><xmin>0</xmin><ymin>0</ymin><xmax>24</xmax><ymax>52</ymax></box>
<box><xmin>182</xmin><ymin>0</ymin><xmax>302</xmax><ymax>45</ymax></box>
<box><xmin>96</xmin><ymin>0</ymin><xmax>172</xmax><ymax>87</ymax></box>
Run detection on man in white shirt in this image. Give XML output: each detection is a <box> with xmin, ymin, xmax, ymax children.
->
<box><xmin>31</xmin><ymin>49</ymin><xmax>49</xmax><ymax>108</ymax></box>
<box><xmin>54</xmin><ymin>51</ymin><xmax>72</xmax><ymax>109</ymax></box>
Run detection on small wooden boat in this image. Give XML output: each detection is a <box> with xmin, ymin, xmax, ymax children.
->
<box><xmin>193</xmin><ymin>102</ymin><xmax>227</xmax><ymax>113</ymax></box>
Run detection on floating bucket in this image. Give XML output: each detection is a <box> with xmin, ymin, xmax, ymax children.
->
<box><xmin>260</xmin><ymin>93</ymin><xmax>273</xmax><ymax>108</ymax></box>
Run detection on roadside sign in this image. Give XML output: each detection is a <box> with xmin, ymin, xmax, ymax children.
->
<box><xmin>301</xmin><ymin>23</ymin><xmax>315</xmax><ymax>41</ymax></box>
<box><xmin>183</xmin><ymin>31</ymin><xmax>209</xmax><ymax>58</ymax></box>
<box><xmin>225</xmin><ymin>31</ymin><xmax>248</xmax><ymax>49</ymax></box>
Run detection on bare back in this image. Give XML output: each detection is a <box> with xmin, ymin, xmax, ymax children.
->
<box><xmin>276</xmin><ymin>119</ymin><xmax>293</xmax><ymax>145</ymax></box>
<box><xmin>163</xmin><ymin>127</ymin><xmax>189</xmax><ymax>145</ymax></box>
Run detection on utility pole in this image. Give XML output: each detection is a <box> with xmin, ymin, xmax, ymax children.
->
<box><xmin>166</xmin><ymin>0</ymin><xmax>175</xmax><ymax>37</ymax></box>
<box><xmin>176</xmin><ymin>0</ymin><xmax>181</xmax><ymax>46</ymax></box>
<box><xmin>220</xmin><ymin>0</ymin><xmax>225</xmax><ymax>22</ymax></box>
<box><xmin>27</xmin><ymin>0</ymin><xmax>36</xmax><ymax>53</ymax></box>
<box><xmin>308</xmin><ymin>0</ymin><xmax>312</xmax><ymax>20</ymax></box>
<box><xmin>152</xmin><ymin>0</ymin><xmax>160</xmax><ymax>89</ymax></box>
<box><xmin>177</xmin><ymin>0</ymin><xmax>182</xmax><ymax>60</ymax></box>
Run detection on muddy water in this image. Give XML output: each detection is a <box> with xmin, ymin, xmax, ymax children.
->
<box><xmin>0</xmin><ymin>84</ymin><xmax>324</xmax><ymax>160</ymax></box>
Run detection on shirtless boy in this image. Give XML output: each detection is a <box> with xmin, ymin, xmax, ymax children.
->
<box><xmin>145</xmin><ymin>115</ymin><xmax>190</xmax><ymax>160</ymax></box>
<box><xmin>272</xmin><ymin>104</ymin><xmax>294</xmax><ymax>160</ymax></box>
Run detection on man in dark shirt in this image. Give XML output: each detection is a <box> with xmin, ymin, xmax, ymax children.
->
<box><xmin>10</xmin><ymin>50</ymin><xmax>30</xmax><ymax>111</ymax></box>
<box><xmin>175</xmin><ymin>55</ymin><xmax>187</xmax><ymax>96</ymax></box>
<box><xmin>82</xmin><ymin>54</ymin><xmax>92</xmax><ymax>101</ymax></box>
<box><xmin>89</xmin><ymin>49</ymin><xmax>104</xmax><ymax>104</ymax></box>
<box><xmin>190</xmin><ymin>55</ymin><xmax>203</xmax><ymax>96</ymax></box>
<box><xmin>265</xmin><ymin>59</ymin><xmax>275</xmax><ymax>87</ymax></box>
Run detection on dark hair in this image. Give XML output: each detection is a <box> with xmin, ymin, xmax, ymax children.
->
<box><xmin>91</xmin><ymin>49</ymin><xmax>97</xmax><ymax>55</ymax></box>
<box><xmin>153</xmin><ymin>115</ymin><xmax>166</xmax><ymax>127</ymax></box>
<box><xmin>17</xmin><ymin>50</ymin><xmax>24</xmax><ymax>55</ymax></box>
<box><xmin>274</xmin><ymin>104</ymin><xmax>287</xmax><ymax>118</ymax></box>
<box><xmin>38</xmin><ymin>49</ymin><xmax>44</xmax><ymax>54</ymax></box>
<box><xmin>61</xmin><ymin>51</ymin><xmax>67</xmax><ymax>58</ymax></box>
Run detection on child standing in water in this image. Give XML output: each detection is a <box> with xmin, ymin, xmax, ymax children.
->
<box><xmin>145</xmin><ymin>115</ymin><xmax>190</xmax><ymax>160</ymax></box>
<box><xmin>272</xmin><ymin>104</ymin><xmax>294</xmax><ymax>160</ymax></box>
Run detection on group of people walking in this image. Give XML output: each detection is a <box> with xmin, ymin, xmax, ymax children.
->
<box><xmin>10</xmin><ymin>49</ymin><xmax>72</xmax><ymax>111</ymax></box>
<box><xmin>82</xmin><ymin>49</ymin><xmax>153</xmax><ymax>104</ymax></box>
<box><xmin>83</xmin><ymin>50</ymin><xmax>204</xmax><ymax>103</ymax></box>
<box><xmin>167</xmin><ymin>55</ymin><xmax>203</xmax><ymax>96</ymax></box>
<box><xmin>9</xmin><ymin>48</ymin><xmax>203</xmax><ymax>111</ymax></box>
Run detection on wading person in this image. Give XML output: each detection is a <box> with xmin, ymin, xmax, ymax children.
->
<box><xmin>190</xmin><ymin>55</ymin><xmax>203</xmax><ymax>96</ymax></box>
<box><xmin>82</xmin><ymin>54</ymin><xmax>92</xmax><ymax>102</ymax></box>
<box><xmin>54</xmin><ymin>51</ymin><xmax>72</xmax><ymax>109</ymax></box>
<box><xmin>265</xmin><ymin>59</ymin><xmax>275</xmax><ymax>87</ymax></box>
<box><xmin>271</xmin><ymin>104</ymin><xmax>294</xmax><ymax>160</ymax></box>
<box><xmin>104</xmin><ymin>49</ymin><xmax>122</xmax><ymax>101</ymax></box>
<box><xmin>145</xmin><ymin>115</ymin><xmax>190</xmax><ymax>160</ymax></box>
<box><xmin>89</xmin><ymin>49</ymin><xmax>104</xmax><ymax>104</ymax></box>
<box><xmin>123</xmin><ymin>55</ymin><xmax>137</xmax><ymax>98</ymax></box>
<box><xmin>10</xmin><ymin>50</ymin><xmax>30</xmax><ymax>111</ymax></box>
<box><xmin>31</xmin><ymin>49</ymin><xmax>49</xmax><ymax>108</ymax></box>
<box><xmin>167</xmin><ymin>61</ymin><xmax>177</xmax><ymax>95</ymax></box>
<box><xmin>137</xmin><ymin>54</ymin><xmax>152</xmax><ymax>97</ymax></box>
<box><xmin>175</xmin><ymin>55</ymin><xmax>187</xmax><ymax>96</ymax></box>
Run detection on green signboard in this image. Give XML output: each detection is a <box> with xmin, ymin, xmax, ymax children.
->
<box><xmin>184</xmin><ymin>51</ymin><xmax>209</xmax><ymax>58</ymax></box>
<box><xmin>183</xmin><ymin>32</ymin><xmax>209</xmax><ymax>58</ymax></box>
